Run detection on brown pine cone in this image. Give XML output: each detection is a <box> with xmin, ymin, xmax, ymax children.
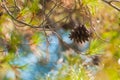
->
<box><xmin>69</xmin><ymin>25</ymin><xmax>92</xmax><ymax>43</ymax></box>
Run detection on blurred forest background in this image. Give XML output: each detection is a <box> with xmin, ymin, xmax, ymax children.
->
<box><xmin>0</xmin><ymin>0</ymin><xmax>120</xmax><ymax>80</ymax></box>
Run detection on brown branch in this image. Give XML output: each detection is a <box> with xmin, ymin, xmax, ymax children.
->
<box><xmin>102</xmin><ymin>0</ymin><xmax>120</xmax><ymax>12</ymax></box>
<box><xmin>13</xmin><ymin>0</ymin><xmax>20</xmax><ymax>11</ymax></box>
<box><xmin>1</xmin><ymin>0</ymin><xmax>68</xmax><ymax>31</ymax></box>
<box><xmin>1</xmin><ymin>0</ymin><xmax>42</xmax><ymax>28</ymax></box>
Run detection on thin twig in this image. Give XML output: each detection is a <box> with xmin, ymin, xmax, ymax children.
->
<box><xmin>102</xmin><ymin>0</ymin><xmax>120</xmax><ymax>11</ymax></box>
<box><xmin>42</xmin><ymin>0</ymin><xmax>50</xmax><ymax>62</ymax></box>
<box><xmin>13</xmin><ymin>0</ymin><xmax>20</xmax><ymax>11</ymax></box>
<box><xmin>1</xmin><ymin>0</ymin><xmax>41</xmax><ymax>28</ymax></box>
<box><xmin>38</xmin><ymin>1</ymin><xmax>61</xmax><ymax>27</ymax></box>
<box><xmin>1</xmin><ymin>2</ymin><xmax>52</xmax><ymax>31</ymax></box>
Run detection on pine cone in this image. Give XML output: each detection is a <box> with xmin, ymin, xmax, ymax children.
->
<box><xmin>69</xmin><ymin>25</ymin><xmax>92</xmax><ymax>43</ymax></box>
